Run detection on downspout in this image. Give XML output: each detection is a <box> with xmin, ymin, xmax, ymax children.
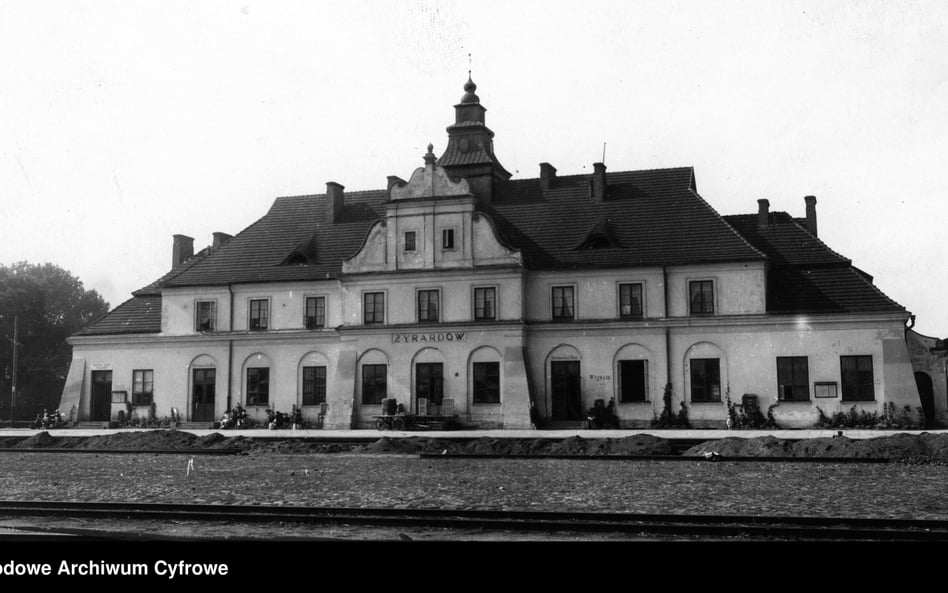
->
<box><xmin>227</xmin><ymin>284</ymin><xmax>234</xmax><ymax>411</ymax></box>
<box><xmin>663</xmin><ymin>266</ymin><xmax>671</xmax><ymax>392</ymax></box>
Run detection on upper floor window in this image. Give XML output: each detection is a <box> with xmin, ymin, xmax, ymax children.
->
<box><xmin>195</xmin><ymin>301</ymin><xmax>216</xmax><ymax>332</ymax></box>
<box><xmin>132</xmin><ymin>369</ymin><xmax>154</xmax><ymax>405</ymax></box>
<box><xmin>418</xmin><ymin>289</ymin><xmax>440</xmax><ymax>323</ymax></box>
<box><xmin>404</xmin><ymin>231</ymin><xmax>416</xmax><ymax>252</ymax></box>
<box><xmin>442</xmin><ymin>228</ymin><xmax>455</xmax><ymax>250</ymax></box>
<box><xmin>777</xmin><ymin>356</ymin><xmax>809</xmax><ymax>401</ymax></box>
<box><xmin>302</xmin><ymin>366</ymin><xmax>327</xmax><ymax>406</ymax></box>
<box><xmin>552</xmin><ymin>286</ymin><xmax>575</xmax><ymax>320</ymax></box>
<box><xmin>690</xmin><ymin>358</ymin><xmax>721</xmax><ymax>402</ymax></box>
<box><xmin>619</xmin><ymin>283</ymin><xmax>643</xmax><ymax>318</ymax></box>
<box><xmin>689</xmin><ymin>280</ymin><xmax>714</xmax><ymax>315</ymax></box>
<box><xmin>474</xmin><ymin>287</ymin><xmax>497</xmax><ymax>321</ymax></box>
<box><xmin>305</xmin><ymin>296</ymin><xmax>326</xmax><ymax>329</ymax></box>
<box><xmin>249</xmin><ymin>299</ymin><xmax>269</xmax><ymax>330</ymax></box>
<box><xmin>841</xmin><ymin>355</ymin><xmax>874</xmax><ymax>401</ymax></box>
<box><xmin>364</xmin><ymin>292</ymin><xmax>385</xmax><ymax>325</ymax></box>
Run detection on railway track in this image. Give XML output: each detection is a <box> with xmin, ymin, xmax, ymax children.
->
<box><xmin>0</xmin><ymin>500</ymin><xmax>944</xmax><ymax>541</ymax></box>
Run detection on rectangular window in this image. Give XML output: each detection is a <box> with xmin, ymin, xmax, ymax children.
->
<box><xmin>246</xmin><ymin>368</ymin><xmax>270</xmax><ymax>406</ymax></box>
<box><xmin>305</xmin><ymin>296</ymin><xmax>326</xmax><ymax>329</ymax></box>
<box><xmin>363</xmin><ymin>292</ymin><xmax>385</xmax><ymax>325</ymax></box>
<box><xmin>404</xmin><ymin>231</ymin><xmax>416</xmax><ymax>252</ymax></box>
<box><xmin>302</xmin><ymin>366</ymin><xmax>327</xmax><ymax>406</ymax></box>
<box><xmin>473</xmin><ymin>362</ymin><xmax>500</xmax><ymax>404</ymax></box>
<box><xmin>618</xmin><ymin>360</ymin><xmax>647</xmax><ymax>403</ymax></box>
<box><xmin>362</xmin><ymin>364</ymin><xmax>387</xmax><ymax>405</ymax></box>
<box><xmin>841</xmin><ymin>355</ymin><xmax>874</xmax><ymax>401</ymax></box>
<box><xmin>131</xmin><ymin>369</ymin><xmax>154</xmax><ymax>405</ymax></box>
<box><xmin>777</xmin><ymin>356</ymin><xmax>810</xmax><ymax>401</ymax></box>
<box><xmin>552</xmin><ymin>286</ymin><xmax>575</xmax><ymax>320</ymax></box>
<box><xmin>249</xmin><ymin>299</ymin><xmax>269</xmax><ymax>330</ymax></box>
<box><xmin>417</xmin><ymin>290</ymin><xmax>440</xmax><ymax>323</ymax></box>
<box><xmin>689</xmin><ymin>280</ymin><xmax>714</xmax><ymax>315</ymax></box>
<box><xmin>442</xmin><ymin>228</ymin><xmax>455</xmax><ymax>250</ymax></box>
<box><xmin>619</xmin><ymin>283</ymin><xmax>643</xmax><ymax>318</ymax></box>
<box><xmin>474</xmin><ymin>287</ymin><xmax>497</xmax><ymax>321</ymax></box>
<box><xmin>690</xmin><ymin>358</ymin><xmax>721</xmax><ymax>402</ymax></box>
<box><xmin>195</xmin><ymin>301</ymin><xmax>216</xmax><ymax>332</ymax></box>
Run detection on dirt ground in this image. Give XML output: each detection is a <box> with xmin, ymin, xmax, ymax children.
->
<box><xmin>3</xmin><ymin>430</ymin><xmax>948</xmax><ymax>463</ymax></box>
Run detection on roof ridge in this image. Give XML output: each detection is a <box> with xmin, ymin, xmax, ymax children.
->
<box><xmin>847</xmin><ymin>264</ymin><xmax>905</xmax><ymax>312</ymax></box>
<box><xmin>778</xmin><ymin>212</ymin><xmax>852</xmax><ymax>264</ymax></box>
<box><xmin>689</xmin><ymin>173</ymin><xmax>769</xmax><ymax>262</ymax></box>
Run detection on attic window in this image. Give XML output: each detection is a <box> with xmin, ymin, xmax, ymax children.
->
<box><xmin>285</xmin><ymin>253</ymin><xmax>309</xmax><ymax>265</ymax></box>
<box><xmin>578</xmin><ymin>234</ymin><xmax>615</xmax><ymax>250</ymax></box>
<box><xmin>574</xmin><ymin>219</ymin><xmax>620</xmax><ymax>250</ymax></box>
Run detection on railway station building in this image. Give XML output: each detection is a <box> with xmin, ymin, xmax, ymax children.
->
<box><xmin>59</xmin><ymin>77</ymin><xmax>932</xmax><ymax>429</ymax></box>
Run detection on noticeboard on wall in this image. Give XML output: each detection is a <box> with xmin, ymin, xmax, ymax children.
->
<box><xmin>814</xmin><ymin>382</ymin><xmax>838</xmax><ymax>398</ymax></box>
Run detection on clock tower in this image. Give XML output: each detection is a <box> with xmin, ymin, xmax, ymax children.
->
<box><xmin>437</xmin><ymin>76</ymin><xmax>511</xmax><ymax>205</ymax></box>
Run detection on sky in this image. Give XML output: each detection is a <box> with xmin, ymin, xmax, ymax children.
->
<box><xmin>1</xmin><ymin>1</ymin><xmax>946</xmax><ymax>335</ymax></box>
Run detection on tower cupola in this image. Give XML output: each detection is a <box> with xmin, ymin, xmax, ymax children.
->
<box><xmin>437</xmin><ymin>75</ymin><xmax>511</xmax><ymax>205</ymax></box>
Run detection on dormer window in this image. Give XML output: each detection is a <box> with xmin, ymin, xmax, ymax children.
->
<box><xmin>575</xmin><ymin>219</ymin><xmax>620</xmax><ymax>250</ymax></box>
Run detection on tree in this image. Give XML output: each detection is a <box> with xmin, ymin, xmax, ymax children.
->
<box><xmin>0</xmin><ymin>262</ymin><xmax>110</xmax><ymax>422</ymax></box>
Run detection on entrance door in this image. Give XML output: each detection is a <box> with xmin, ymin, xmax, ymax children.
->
<box><xmin>90</xmin><ymin>370</ymin><xmax>112</xmax><ymax>422</ymax></box>
<box><xmin>415</xmin><ymin>363</ymin><xmax>443</xmax><ymax>414</ymax></box>
<box><xmin>914</xmin><ymin>372</ymin><xmax>935</xmax><ymax>428</ymax></box>
<box><xmin>192</xmin><ymin>368</ymin><xmax>216</xmax><ymax>422</ymax></box>
<box><xmin>551</xmin><ymin>361</ymin><xmax>582</xmax><ymax>421</ymax></box>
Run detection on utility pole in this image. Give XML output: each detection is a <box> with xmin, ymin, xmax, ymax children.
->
<box><xmin>10</xmin><ymin>315</ymin><xmax>17</xmax><ymax>426</ymax></box>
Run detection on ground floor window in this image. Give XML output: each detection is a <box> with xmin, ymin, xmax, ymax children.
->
<box><xmin>362</xmin><ymin>364</ymin><xmax>387</xmax><ymax>404</ymax></box>
<box><xmin>473</xmin><ymin>362</ymin><xmax>500</xmax><ymax>404</ymax></box>
<box><xmin>302</xmin><ymin>366</ymin><xmax>327</xmax><ymax>405</ymax></box>
<box><xmin>246</xmin><ymin>368</ymin><xmax>270</xmax><ymax>405</ymax></box>
<box><xmin>690</xmin><ymin>358</ymin><xmax>721</xmax><ymax>402</ymax></box>
<box><xmin>131</xmin><ymin>369</ymin><xmax>154</xmax><ymax>405</ymax></box>
<box><xmin>840</xmin><ymin>355</ymin><xmax>874</xmax><ymax>401</ymax></box>
<box><xmin>618</xmin><ymin>360</ymin><xmax>647</xmax><ymax>402</ymax></box>
<box><xmin>416</xmin><ymin>363</ymin><xmax>444</xmax><ymax>406</ymax></box>
<box><xmin>777</xmin><ymin>356</ymin><xmax>809</xmax><ymax>401</ymax></box>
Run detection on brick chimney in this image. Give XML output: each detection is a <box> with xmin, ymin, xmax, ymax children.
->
<box><xmin>540</xmin><ymin>162</ymin><xmax>557</xmax><ymax>191</ymax></box>
<box><xmin>212</xmin><ymin>232</ymin><xmax>233</xmax><ymax>250</ymax></box>
<box><xmin>172</xmin><ymin>234</ymin><xmax>194</xmax><ymax>269</ymax></box>
<box><xmin>326</xmin><ymin>182</ymin><xmax>344</xmax><ymax>223</ymax></box>
<box><xmin>804</xmin><ymin>195</ymin><xmax>818</xmax><ymax>237</ymax></box>
<box><xmin>757</xmin><ymin>199</ymin><xmax>770</xmax><ymax>227</ymax></box>
<box><xmin>591</xmin><ymin>162</ymin><xmax>607</xmax><ymax>202</ymax></box>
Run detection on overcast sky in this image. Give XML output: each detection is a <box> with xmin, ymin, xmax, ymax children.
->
<box><xmin>1</xmin><ymin>1</ymin><xmax>946</xmax><ymax>335</ymax></box>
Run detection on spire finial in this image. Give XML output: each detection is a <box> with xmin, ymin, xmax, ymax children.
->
<box><xmin>424</xmin><ymin>142</ymin><xmax>436</xmax><ymax>165</ymax></box>
<box><xmin>461</xmin><ymin>55</ymin><xmax>479</xmax><ymax>104</ymax></box>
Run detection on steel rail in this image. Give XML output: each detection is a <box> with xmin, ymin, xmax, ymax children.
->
<box><xmin>0</xmin><ymin>500</ymin><xmax>944</xmax><ymax>541</ymax></box>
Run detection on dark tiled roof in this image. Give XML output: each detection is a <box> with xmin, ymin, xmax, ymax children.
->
<box><xmin>723</xmin><ymin>212</ymin><xmax>904</xmax><ymax>314</ymax></box>
<box><xmin>486</xmin><ymin>168</ymin><xmax>765</xmax><ymax>268</ymax></box>
<box><xmin>161</xmin><ymin>166</ymin><xmax>765</xmax><ymax>286</ymax></box>
<box><xmin>766</xmin><ymin>267</ymin><xmax>904</xmax><ymax>314</ymax></box>
<box><xmin>76</xmin><ymin>296</ymin><xmax>162</xmax><ymax>336</ymax></box>
<box><xmin>164</xmin><ymin>190</ymin><xmax>388</xmax><ymax>287</ymax></box>
<box><xmin>723</xmin><ymin>213</ymin><xmax>850</xmax><ymax>266</ymax></box>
